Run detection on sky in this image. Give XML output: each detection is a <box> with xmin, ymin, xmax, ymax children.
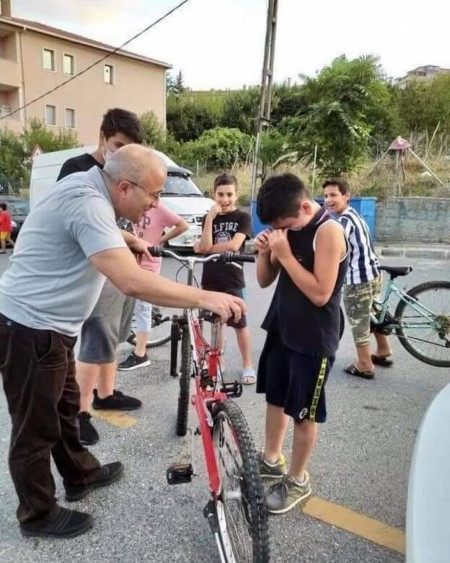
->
<box><xmin>11</xmin><ymin>0</ymin><xmax>450</xmax><ymax>91</ymax></box>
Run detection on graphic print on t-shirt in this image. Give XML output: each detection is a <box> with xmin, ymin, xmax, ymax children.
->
<box><xmin>201</xmin><ymin>210</ymin><xmax>251</xmax><ymax>290</ymax></box>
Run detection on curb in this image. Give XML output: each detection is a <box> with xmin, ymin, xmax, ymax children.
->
<box><xmin>375</xmin><ymin>246</ymin><xmax>450</xmax><ymax>261</ymax></box>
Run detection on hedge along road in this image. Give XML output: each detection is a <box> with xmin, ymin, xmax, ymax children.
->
<box><xmin>0</xmin><ymin>252</ymin><xmax>449</xmax><ymax>562</ymax></box>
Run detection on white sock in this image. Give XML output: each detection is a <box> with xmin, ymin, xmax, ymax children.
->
<box><xmin>293</xmin><ymin>474</ymin><xmax>307</xmax><ymax>486</ymax></box>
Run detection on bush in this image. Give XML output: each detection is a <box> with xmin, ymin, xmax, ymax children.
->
<box><xmin>140</xmin><ymin>111</ymin><xmax>166</xmax><ymax>149</ymax></box>
<box><xmin>179</xmin><ymin>127</ymin><xmax>252</xmax><ymax>170</ymax></box>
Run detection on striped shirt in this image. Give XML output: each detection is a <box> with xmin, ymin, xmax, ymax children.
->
<box><xmin>339</xmin><ymin>206</ymin><xmax>379</xmax><ymax>285</ymax></box>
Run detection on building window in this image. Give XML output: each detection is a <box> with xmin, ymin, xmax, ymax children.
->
<box><xmin>45</xmin><ymin>104</ymin><xmax>56</xmax><ymax>126</ymax></box>
<box><xmin>63</xmin><ymin>54</ymin><xmax>75</xmax><ymax>76</ymax></box>
<box><xmin>104</xmin><ymin>64</ymin><xmax>114</xmax><ymax>84</ymax></box>
<box><xmin>65</xmin><ymin>108</ymin><xmax>75</xmax><ymax>128</ymax></box>
<box><xmin>43</xmin><ymin>48</ymin><xmax>55</xmax><ymax>71</ymax></box>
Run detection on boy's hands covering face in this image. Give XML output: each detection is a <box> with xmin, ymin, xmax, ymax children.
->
<box><xmin>268</xmin><ymin>229</ymin><xmax>292</xmax><ymax>261</ymax></box>
<box><xmin>254</xmin><ymin>229</ymin><xmax>272</xmax><ymax>256</ymax></box>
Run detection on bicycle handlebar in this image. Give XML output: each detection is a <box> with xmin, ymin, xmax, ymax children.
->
<box><xmin>149</xmin><ymin>246</ymin><xmax>255</xmax><ymax>264</ymax></box>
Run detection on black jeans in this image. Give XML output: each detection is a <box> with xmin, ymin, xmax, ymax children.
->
<box><xmin>0</xmin><ymin>313</ymin><xmax>100</xmax><ymax>525</ymax></box>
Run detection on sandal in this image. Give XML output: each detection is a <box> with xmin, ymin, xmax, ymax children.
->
<box><xmin>371</xmin><ymin>355</ymin><xmax>393</xmax><ymax>367</ymax></box>
<box><xmin>344</xmin><ymin>364</ymin><xmax>374</xmax><ymax>380</ymax></box>
<box><xmin>242</xmin><ymin>367</ymin><xmax>256</xmax><ymax>385</ymax></box>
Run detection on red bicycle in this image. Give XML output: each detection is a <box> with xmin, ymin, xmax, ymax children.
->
<box><xmin>149</xmin><ymin>246</ymin><xmax>270</xmax><ymax>563</ymax></box>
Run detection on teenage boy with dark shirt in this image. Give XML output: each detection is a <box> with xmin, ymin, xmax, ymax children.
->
<box><xmin>58</xmin><ymin>108</ymin><xmax>147</xmax><ymax>445</ymax></box>
<box><xmin>255</xmin><ymin>173</ymin><xmax>348</xmax><ymax>514</ymax></box>
<box><xmin>194</xmin><ymin>173</ymin><xmax>256</xmax><ymax>383</ymax></box>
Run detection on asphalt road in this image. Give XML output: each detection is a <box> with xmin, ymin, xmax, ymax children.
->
<box><xmin>0</xmin><ymin>251</ymin><xmax>449</xmax><ymax>562</ymax></box>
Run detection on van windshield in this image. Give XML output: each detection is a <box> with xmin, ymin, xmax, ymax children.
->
<box><xmin>4</xmin><ymin>200</ymin><xmax>30</xmax><ymax>214</ymax></box>
<box><xmin>163</xmin><ymin>174</ymin><xmax>203</xmax><ymax>197</ymax></box>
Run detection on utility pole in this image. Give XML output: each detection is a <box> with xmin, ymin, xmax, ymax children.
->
<box><xmin>250</xmin><ymin>0</ymin><xmax>278</xmax><ymax>214</ymax></box>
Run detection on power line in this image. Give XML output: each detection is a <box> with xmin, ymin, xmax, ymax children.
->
<box><xmin>0</xmin><ymin>0</ymin><xmax>190</xmax><ymax>121</ymax></box>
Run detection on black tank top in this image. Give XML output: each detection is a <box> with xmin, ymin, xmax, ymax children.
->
<box><xmin>262</xmin><ymin>206</ymin><xmax>348</xmax><ymax>357</ymax></box>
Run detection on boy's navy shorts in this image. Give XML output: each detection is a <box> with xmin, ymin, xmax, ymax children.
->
<box><xmin>256</xmin><ymin>331</ymin><xmax>334</xmax><ymax>423</ymax></box>
<box><xmin>202</xmin><ymin>286</ymin><xmax>247</xmax><ymax>329</ymax></box>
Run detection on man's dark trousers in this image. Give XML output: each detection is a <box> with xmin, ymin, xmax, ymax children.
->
<box><xmin>0</xmin><ymin>313</ymin><xmax>100</xmax><ymax>525</ymax></box>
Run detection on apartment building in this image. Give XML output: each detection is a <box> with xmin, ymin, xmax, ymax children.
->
<box><xmin>394</xmin><ymin>65</ymin><xmax>450</xmax><ymax>88</ymax></box>
<box><xmin>0</xmin><ymin>0</ymin><xmax>170</xmax><ymax>143</ymax></box>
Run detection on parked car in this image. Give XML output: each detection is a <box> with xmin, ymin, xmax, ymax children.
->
<box><xmin>406</xmin><ymin>383</ymin><xmax>450</xmax><ymax>562</ymax></box>
<box><xmin>0</xmin><ymin>195</ymin><xmax>30</xmax><ymax>240</ymax></box>
<box><xmin>30</xmin><ymin>147</ymin><xmax>214</xmax><ymax>248</ymax></box>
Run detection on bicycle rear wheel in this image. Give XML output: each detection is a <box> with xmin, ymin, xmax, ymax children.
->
<box><xmin>212</xmin><ymin>399</ymin><xmax>269</xmax><ymax>562</ymax></box>
<box><xmin>127</xmin><ymin>306</ymin><xmax>171</xmax><ymax>348</ymax></box>
<box><xmin>176</xmin><ymin>324</ymin><xmax>192</xmax><ymax>436</ymax></box>
<box><xmin>395</xmin><ymin>281</ymin><xmax>450</xmax><ymax>367</ymax></box>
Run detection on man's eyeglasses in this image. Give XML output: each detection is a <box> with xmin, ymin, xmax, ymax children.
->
<box><xmin>101</xmin><ymin>170</ymin><xmax>162</xmax><ymax>201</ymax></box>
<box><xmin>126</xmin><ymin>180</ymin><xmax>162</xmax><ymax>202</ymax></box>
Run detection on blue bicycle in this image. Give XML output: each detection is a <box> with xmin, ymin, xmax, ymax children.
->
<box><xmin>370</xmin><ymin>265</ymin><xmax>450</xmax><ymax>368</ymax></box>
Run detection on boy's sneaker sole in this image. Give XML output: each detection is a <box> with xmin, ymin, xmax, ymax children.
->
<box><xmin>118</xmin><ymin>359</ymin><xmax>151</xmax><ymax>371</ymax></box>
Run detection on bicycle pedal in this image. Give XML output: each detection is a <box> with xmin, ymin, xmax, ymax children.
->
<box><xmin>220</xmin><ymin>381</ymin><xmax>242</xmax><ymax>398</ymax></box>
<box><xmin>166</xmin><ymin>463</ymin><xmax>193</xmax><ymax>485</ymax></box>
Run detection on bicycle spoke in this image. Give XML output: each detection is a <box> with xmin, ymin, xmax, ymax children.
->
<box><xmin>395</xmin><ymin>281</ymin><xmax>450</xmax><ymax>367</ymax></box>
<box><xmin>213</xmin><ymin>401</ymin><xmax>269</xmax><ymax>562</ymax></box>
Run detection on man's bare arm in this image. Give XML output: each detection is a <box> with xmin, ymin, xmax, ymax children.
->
<box><xmin>89</xmin><ymin>247</ymin><xmax>246</xmax><ymax>321</ymax></box>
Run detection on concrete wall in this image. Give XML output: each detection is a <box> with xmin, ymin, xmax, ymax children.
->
<box><xmin>376</xmin><ymin>197</ymin><xmax>450</xmax><ymax>244</ymax></box>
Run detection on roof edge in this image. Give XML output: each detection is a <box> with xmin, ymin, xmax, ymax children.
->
<box><xmin>0</xmin><ymin>15</ymin><xmax>172</xmax><ymax>69</ymax></box>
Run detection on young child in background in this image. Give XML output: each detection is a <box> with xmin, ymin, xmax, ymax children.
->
<box><xmin>118</xmin><ymin>202</ymin><xmax>188</xmax><ymax>370</ymax></box>
<box><xmin>0</xmin><ymin>203</ymin><xmax>14</xmax><ymax>253</ymax></box>
<box><xmin>194</xmin><ymin>173</ymin><xmax>255</xmax><ymax>384</ymax></box>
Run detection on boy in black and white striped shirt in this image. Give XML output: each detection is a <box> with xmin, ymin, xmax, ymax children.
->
<box><xmin>323</xmin><ymin>178</ymin><xmax>393</xmax><ymax>379</ymax></box>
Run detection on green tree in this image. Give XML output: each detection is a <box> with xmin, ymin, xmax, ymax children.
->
<box><xmin>221</xmin><ymin>88</ymin><xmax>261</xmax><ymax>135</ymax></box>
<box><xmin>167</xmin><ymin>96</ymin><xmax>220</xmax><ymax>142</ymax></box>
<box><xmin>140</xmin><ymin>111</ymin><xmax>166</xmax><ymax>149</ymax></box>
<box><xmin>286</xmin><ymin>55</ymin><xmax>394</xmax><ymax>175</ymax></box>
<box><xmin>179</xmin><ymin>127</ymin><xmax>252</xmax><ymax>170</ymax></box>
<box><xmin>21</xmin><ymin>118</ymin><xmax>79</xmax><ymax>154</ymax></box>
<box><xmin>397</xmin><ymin>74</ymin><xmax>450</xmax><ymax>136</ymax></box>
<box><xmin>0</xmin><ymin>128</ymin><xmax>27</xmax><ymax>183</ymax></box>
<box><xmin>174</xmin><ymin>70</ymin><xmax>186</xmax><ymax>94</ymax></box>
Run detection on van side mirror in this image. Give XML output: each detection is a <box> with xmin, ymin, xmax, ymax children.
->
<box><xmin>203</xmin><ymin>190</ymin><xmax>210</xmax><ymax>197</ymax></box>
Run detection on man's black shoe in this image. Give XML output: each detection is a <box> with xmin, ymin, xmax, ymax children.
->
<box><xmin>77</xmin><ymin>411</ymin><xmax>99</xmax><ymax>445</ymax></box>
<box><xmin>20</xmin><ymin>507</ymin><xmax>93</xmax><ymax>538</ymax></box>
<box><xmin>92</xmin><ymin>389</ymin><xmax>142</xmax><ymax>411</ymax></box>
<box><xmin>65</xmin><ymin>461</ymin><xmax>124</xmax><ymax>502</ymax></box>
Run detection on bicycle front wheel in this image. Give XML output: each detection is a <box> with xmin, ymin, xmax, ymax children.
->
<box><xmin>176</xmin><ymin>324</ymin><xmax>192</xmax><ymax>436</ymax></box>
<box><xmin>395</xmin><ymin>281</ymin><xmax>450</xmax><ymax>367</ymax></box>
<box><xmin>213</xmin><ymin>399</ymin><xmax>269</xmax><ymax>562</ymax></box>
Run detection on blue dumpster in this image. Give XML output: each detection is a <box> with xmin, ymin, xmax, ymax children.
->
<box><xmin>250</xmin><ymin>199</ymin><xmax>267</xmax><ymax>237</ymax></box>
<box><xmin>314</xmin><ymin>196</ymin><xmax>377</xmax><ymax>239</ymax></box>
<box><xmin>251</xmin><ymin>197</ymin><xmax>377</xmax><ymax>239</ymax></box>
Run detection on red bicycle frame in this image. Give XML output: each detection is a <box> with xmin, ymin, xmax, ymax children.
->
<box><xmin>187</xmin><ymin>309</ymin><xmax>230</xmax><ymax>495</ymax></box>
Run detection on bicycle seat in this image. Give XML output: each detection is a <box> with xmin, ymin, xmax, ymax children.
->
<box><xmin>379</xmin><ymin>265</ymin><xmax>413</xmax><ymax>278</ymax></box>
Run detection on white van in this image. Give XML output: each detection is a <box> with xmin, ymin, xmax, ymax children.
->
<box><xmin>30</xmin><ymin>147</ymin><xmax>215</xmax><ymax>248</ymax></box>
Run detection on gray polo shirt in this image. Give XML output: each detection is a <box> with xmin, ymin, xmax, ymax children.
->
<box><xmin>0</xmin><ymin>167</ymin><xmax>127</xmax><ymax>336</ymax></box>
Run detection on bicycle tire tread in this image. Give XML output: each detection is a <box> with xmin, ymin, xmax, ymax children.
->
<box><xmin>214</xmin><ymin>399</ymin><xmax>270</xmax><ymax>562</ymax></box>
<box><xmin>176</xmin><ymin>326</ymin><xmax>191</xmax><ymax>436</ymax></box>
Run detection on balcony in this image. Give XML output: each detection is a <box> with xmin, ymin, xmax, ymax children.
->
<box><xmin>0</xmin><ymin>57</ymin><xmax>20</xmax><ymax>89</ymax></box>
